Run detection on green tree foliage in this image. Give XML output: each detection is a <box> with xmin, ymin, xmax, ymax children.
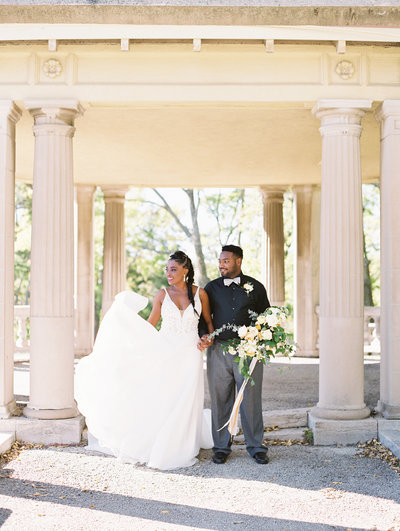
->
<box><xmin>14</xmin><ymin>183</ymin><xmax>380</xmax><ymax>336</ymax></box>
<box><xmin>362</xmin><ymin>183</ymin><xmax>380</xmax><ymax>306</ymax></box>
<box><xmin>14</xmin><ymin>183</ymin><xmax>32</xmax><ymax>305</ymax></box>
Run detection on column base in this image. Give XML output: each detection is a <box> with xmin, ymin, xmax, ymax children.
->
<box><xmin>311</xmin><ymin>404</ymin><xmax>370</xmax><ymax>421</ymax></box>
<box><xmin>293</xmin><ymin>349</ymin><xmax>319</xmax><ymax>358</ymax></box>
<box><xmin>0</xmin><ymin>399</ymin><xmax>18</xmax><ymax>419</ymax></box>
<box><xmin>0</xmin><ymin>415</ymin><xmax>85</xmax><ymax>444</ymax></box>
<box><xmin>74</xmin><ymin>348</ymin><xmax>92</xmax><ymax>358</ymax></box>
<box><xmin>377</xmin><ymin>400</ymin><xmax>400</xmax><ymax>420</ymax></box>
<box><xmin>309</xmin><ymin>413</ymin><xmax>377</xmax><ymax>445</ymax></box>
<box><xmin>23</xmin><ymin>405</ymin><xmax>78</xmax><ymax>420</ymax></box>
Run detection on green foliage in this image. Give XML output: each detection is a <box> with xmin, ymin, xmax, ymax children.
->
<box><xmin>13</xmin><ymin>183</ymin><xmax>381</xmax><ymax>337</ymax></box>
<box><xmin>304</xmin><ymin>428</ymin><xmax>314</xmax><ymax>445</ymax></box>
<box><xmin>362</xmin><ymin>184</ymin><xmax>380</xmax><ymax>306</ymax></box>
<box><xmin>14</xmin><ymin>183</ymin><xmax>32</xmax><ymax>305</ymax></box>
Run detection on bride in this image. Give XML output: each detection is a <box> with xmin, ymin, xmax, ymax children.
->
<box><xmin>75</xmin><ymin>250</ymin><xmax>214</xmax><ymax>470</ymax></box>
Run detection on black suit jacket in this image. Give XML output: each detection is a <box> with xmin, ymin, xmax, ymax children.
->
<box><xmin>199</xmin><ymin>273</ymin><xmax>270</xmax><ymax>340</ymax></box>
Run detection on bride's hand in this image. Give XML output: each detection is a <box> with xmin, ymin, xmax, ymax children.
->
<box><xmin>197</xmin><ymin>334</ymin><xmax>213</xmax><ymax>351</ymax></box>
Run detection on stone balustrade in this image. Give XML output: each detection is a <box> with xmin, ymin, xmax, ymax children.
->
<box><xmin>15</xmin><ymin>304</ymin><xmax>381</xmax><ymax>356</ymax></box>
<box><xmin>315</xmin><ymin>306</ymin><xmax>381</xmax><ymax>355</ymax></box>
<box><xmin>13</xmin><ymin>306</ymin><xmax>30</xmax><ymax>352</ymax></box>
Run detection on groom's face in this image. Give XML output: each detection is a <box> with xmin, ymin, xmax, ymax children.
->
<box><xmin>219</xmin><ymin>251</ymin><xmax>242</xmax><ymax>278</ymax></box>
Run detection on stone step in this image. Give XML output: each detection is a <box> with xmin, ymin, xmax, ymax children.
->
<box><xmin>378</xmin><ymin>429</ymin><xmax>400</xmax><ymax>460</ymax></box>
<box><xmin>236</xmin><ymin>408</ymin><xmax>309</xmax><ymax>430</ymax></box>
<box><xmin>0</xmin><ymin>432</ymin><xmax>15</xmax><ymax>455</ymax></box>
<box><xmin>234</xmin><ymin>427</ymin><xmax>307</xmax><ymax>444</ymax></box>
<box><xmin>262</xmin><ymin>408</ymin><xmax>310</xmax><ymax>429</ymax></box>
<box><xmin>0</xmin><ymin>416</ymin><xmax>85</xmax><ymax>444</ymax></box>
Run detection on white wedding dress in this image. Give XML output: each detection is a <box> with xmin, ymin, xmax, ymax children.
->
<box><xmin>75</xmin><ymin>288</ymin><xmax>213</xmax><ymax>470</ymax></box>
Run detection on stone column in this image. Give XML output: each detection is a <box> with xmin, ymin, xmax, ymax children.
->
<box><xmin>260</xmin><ymin>186</ymin><xmax>285</xmax><ymax>306</ymax></box>
<box><xmin>101</xmin><ymin>187</ymin><xmax>127</xmax><ymax>316</ymax></box>
<box><xmin>75</xmin><ymin>185</ymin><xmax>96</xmax><ymax>356</ymax></box>
<box><xmin>375</xmin><ymin>101</ymin><xmax>400</xmax><ymax>419</ymax></box>
<box><xmin>0</xmin><ymin>101</ymin><xmax>21</xmax><ymax>418</ymax></box>
<box><xmin>312</xmin><ymin>100</ymin><xmax>371</xmax><ymax>421</ymax></box>
<box><xmin>293</xmin><ymin>185</ymin><xmax>319</xmax><ymax>357</ymax></box>
<box><xmin>24</xmin><ymin>100</ymin><xmax>83</xmax><ymax>420</ymax></box>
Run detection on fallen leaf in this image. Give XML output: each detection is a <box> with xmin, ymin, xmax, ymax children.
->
<box><xmin>161</xmin><ymin>510</ymin><xmax>170</xmax><ymax>514</ymax></box>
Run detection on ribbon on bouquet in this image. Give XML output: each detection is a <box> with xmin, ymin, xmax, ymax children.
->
<box><xmin>218</xmin><ymin>357</ymin><xmax>258</xmax><ymax>436</ymax></box>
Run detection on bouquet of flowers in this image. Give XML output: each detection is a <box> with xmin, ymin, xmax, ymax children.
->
<box><xmin>209</xmin><ymin>306</ymin><xmax>296</xmax><ymax>434</ymax></box>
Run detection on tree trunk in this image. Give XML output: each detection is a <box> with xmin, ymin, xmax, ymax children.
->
<box><xmin>363</xmin><ymin>224</ymin><xmax>374</xmax><ymax>306</ymax></box>
<box><xmin>184</xmin><ymin>189</ymin><xmax>210</xmax><ymax>286</ymax></box>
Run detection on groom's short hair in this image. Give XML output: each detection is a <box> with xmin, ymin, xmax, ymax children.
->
<box><xmin>221</xmin><ymin>245</ymin><xmax>243</xmax><ymax>259</ymax></box>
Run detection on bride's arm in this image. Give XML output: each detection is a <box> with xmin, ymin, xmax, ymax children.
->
<box><xmin>199</xmin><ymin>288</ymin><xmax>214</xmax><ymax>335</ymax></box>
<box><xmin>147</xmin><ymin>289</ymin><xmax>165</xmax><ymax>327</ymax></box>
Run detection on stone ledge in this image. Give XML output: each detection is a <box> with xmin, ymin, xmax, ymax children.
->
<box><xmin>0</xmin><ymin>432</ymin><xmax>15</xmax><ymax>455</ymax></box>
<box><xmin>0</xmin><ymin>416</ymin><xmax>85</xmax><ymax>445</ymax></box>
<box><xmin>377</xmin><ymin>417</ymin><xmax>400</xmax><ymax>431</ymax></box>
<box><xmin>234</xmin><ymin>427</ymin><xmax>306</xmax><ymax>444</ymax></box>
<box><xmin>237</xmin><ymin>408</ymin><xmax>309</xmax><ymax>430</ymax></box>
<box><xmin>0</xmin><ymin>6</ymin><xmax>400</xmax><ymax>27</ymax></box>
<box><xmin>378</xmin><ymin>430</ymin><xmax>400</xmax><ymax>460</ymax></box>
<box><xmin>262</xmin><ymin>408</ymin><xmax>309</xmax><ymax>429</ymax></box>
<box><xmin>308</xmin><ymin>413</ymin><xmax>377</xmax><ymax>445</ymax></box>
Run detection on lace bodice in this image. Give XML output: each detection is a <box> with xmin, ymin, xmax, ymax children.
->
<box><xmin>160</xmin><ymin>287</ymin><xmax>201</xmax><ymax>336</ymax></box>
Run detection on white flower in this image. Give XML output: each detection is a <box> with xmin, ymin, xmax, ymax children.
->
<box><xmin>266</xmin><ymin>314</ymin><xmax>278</xmax><ymax>328</ymax></box>
<box><xmin>261</xmin><ymin>329</ymin><xmax>273</xmax><ymax>340</ymax></box>
<box><xmin>268</xmin><ymin>307</ymin><xmax>280</xmax><ymax>314</ymax></box>
<box><xmin>238</xmin><ymin>325</ymin><xmax>248</xmax><ymax>338</ymax></box>
<box><xmin>228</xmin><ymin>346</ymin><xmax>236</xmax><ymax>355</ymax></box>
<box><xmin>256</xmin><ymin>315</ymin><xmax>267</xmax><ymax>325</ymax></box>
<box><xmin>243</xmin><ymin>282</ymin><xmax>254</xmax><ymax>295</ymax></box>
<box><xmin>245</xmin><ymin>326</ymin><xmax>259</xmax><ymax>340</ymax></box>
<box><xmin>244</xmin><ymin>342</ymin><xmax>257</xmax><ymax>355</ymax></box>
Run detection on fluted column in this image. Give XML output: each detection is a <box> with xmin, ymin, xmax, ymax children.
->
<box><xmin>75</xmin><ymin>185</ymin><xmax>96</xmax><ymax>356</ymax></box>
<box><xmin>293</xmin><ymin>185</ymin><xmax>319</xmax><ymax>357</ymax></box>
<box><xmin>101</xmin><ymin>187</ymin><xmax>127</xmax><ymax>316</ymax></box>
<box><xmin>311</xmin><ymin>100</ymin><xmax>371</xmax><ymax>420</ymax></box>
<box><xmin>375</xmin><ymin>101</ymin><xmax>400</xmax><ymax>419</ymax></box>
<box><xmin>0</xmin><ymin>101</ymin><xmax>21</xmax><ymax>418</ymax></box>
<box><xmin>260</xmin><ymin>186</ymin><xmax>285</xmax><ymax>306</ymax></box>
<box><xmin>24</xmin><ymin>100</ymin><xmax>83</xmax><ymax>420</ymax></box>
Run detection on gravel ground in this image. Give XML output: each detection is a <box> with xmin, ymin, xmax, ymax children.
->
<box><xmin>0</xmin><ymin>441</ymin><xmax>399</xmax><ymax>531</ymax></box>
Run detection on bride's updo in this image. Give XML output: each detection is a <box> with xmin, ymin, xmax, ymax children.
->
<box><xmin>169</xmin><ymin>250</ymin><xmax>198</xmax><ymax>315</ymax></box>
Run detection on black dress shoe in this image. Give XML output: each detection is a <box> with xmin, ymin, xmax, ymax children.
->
<box><xmin>212</xmin><ymin>452</ymin><xmax>228</xmax><ymax>464</ymax></box>
<box><xmin>253</xmin><ymin>452</ymin><xmax>269</xmax><ymax>464</ymax></box>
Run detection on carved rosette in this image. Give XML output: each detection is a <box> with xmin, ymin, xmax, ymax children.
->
<box><xmin>43</xmin><ymin>58</ymin><xmax>63</xmax><ymax>79</ymax></box>
<box><xmin>335</xmin><ymin>60</ymin><xmax>355</xmax><ymax>80</ymax></box>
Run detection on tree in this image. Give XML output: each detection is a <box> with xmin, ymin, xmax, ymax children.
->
<box><xmin>151</xmin><ymin>188</ymin><xmax>210</xmax><ymax>286</ymax></box>
<box><xmin>362</xmin><ymin>183</ymin><xmax>380</xmax><ymax>306</ymax></box>
<box><xmin>14</xmin><ymin>183</ymin><xmax>32</xmax><ymax>305</ymax></box>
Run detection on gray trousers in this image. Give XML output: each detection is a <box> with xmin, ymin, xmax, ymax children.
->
<box><xmin>207</xmin><ymin>342</ymin><xmax>266</xmax><ymax>457</ymax></box>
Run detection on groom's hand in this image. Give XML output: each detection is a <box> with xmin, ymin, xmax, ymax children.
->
<box><xmin>197</xmin><ymin>334</ymin><xmax>213</xmax><ymax>351</ymax></box>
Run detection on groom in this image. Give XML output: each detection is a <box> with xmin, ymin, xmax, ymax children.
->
<box><xmin>199</xmin><ymin>245</ymin><xmax>270</xmax><ymax>465</ymax></box>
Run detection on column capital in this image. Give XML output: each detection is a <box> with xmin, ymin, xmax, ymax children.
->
<box><xmin>292</xmin><ymin>184</ymin><xmax>313</xmax><ymax>195</ymax></box>
<box><xmin>313</xmin><ymin>99</ymin><xmax>372</xmax><ymax>115</ymax></box>
<box><xmin>259</xmin><ymin>186</ymin><xmax>286</xmax><ymax>204</ymax></box>
<box><xmin>24</xmin><ymin>99</ymin><xmax>84</xmax><ymax>126</ymax></box>
<box><xmin>102</xmin><ymin>186</ymin><xmax>129</xmax><ymax>203</ymax></box>
<box><xmin>375</xmin><ymin>100</ymin><xmax>400</xmax><ymax>139</ymax></box>
<box><xmin>76</xmin><ymin>185</ymin><xmax>96</xmax><ymax>203</ymax></box>
<box><xmin>313</xmin><ymin>100</ymin><xmax>372</xmax><ymax>135</ymax></box>
<box><xmin>0</xmin><ymin>100</ymin><xmax>22</xmax><ymax>124</ymax></box>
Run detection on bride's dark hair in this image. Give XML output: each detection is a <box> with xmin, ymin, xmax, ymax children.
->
<box><xmin>169</xmin><ymin>250</ymin><xmax>198</xmax><ymax>316</ymax></box>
